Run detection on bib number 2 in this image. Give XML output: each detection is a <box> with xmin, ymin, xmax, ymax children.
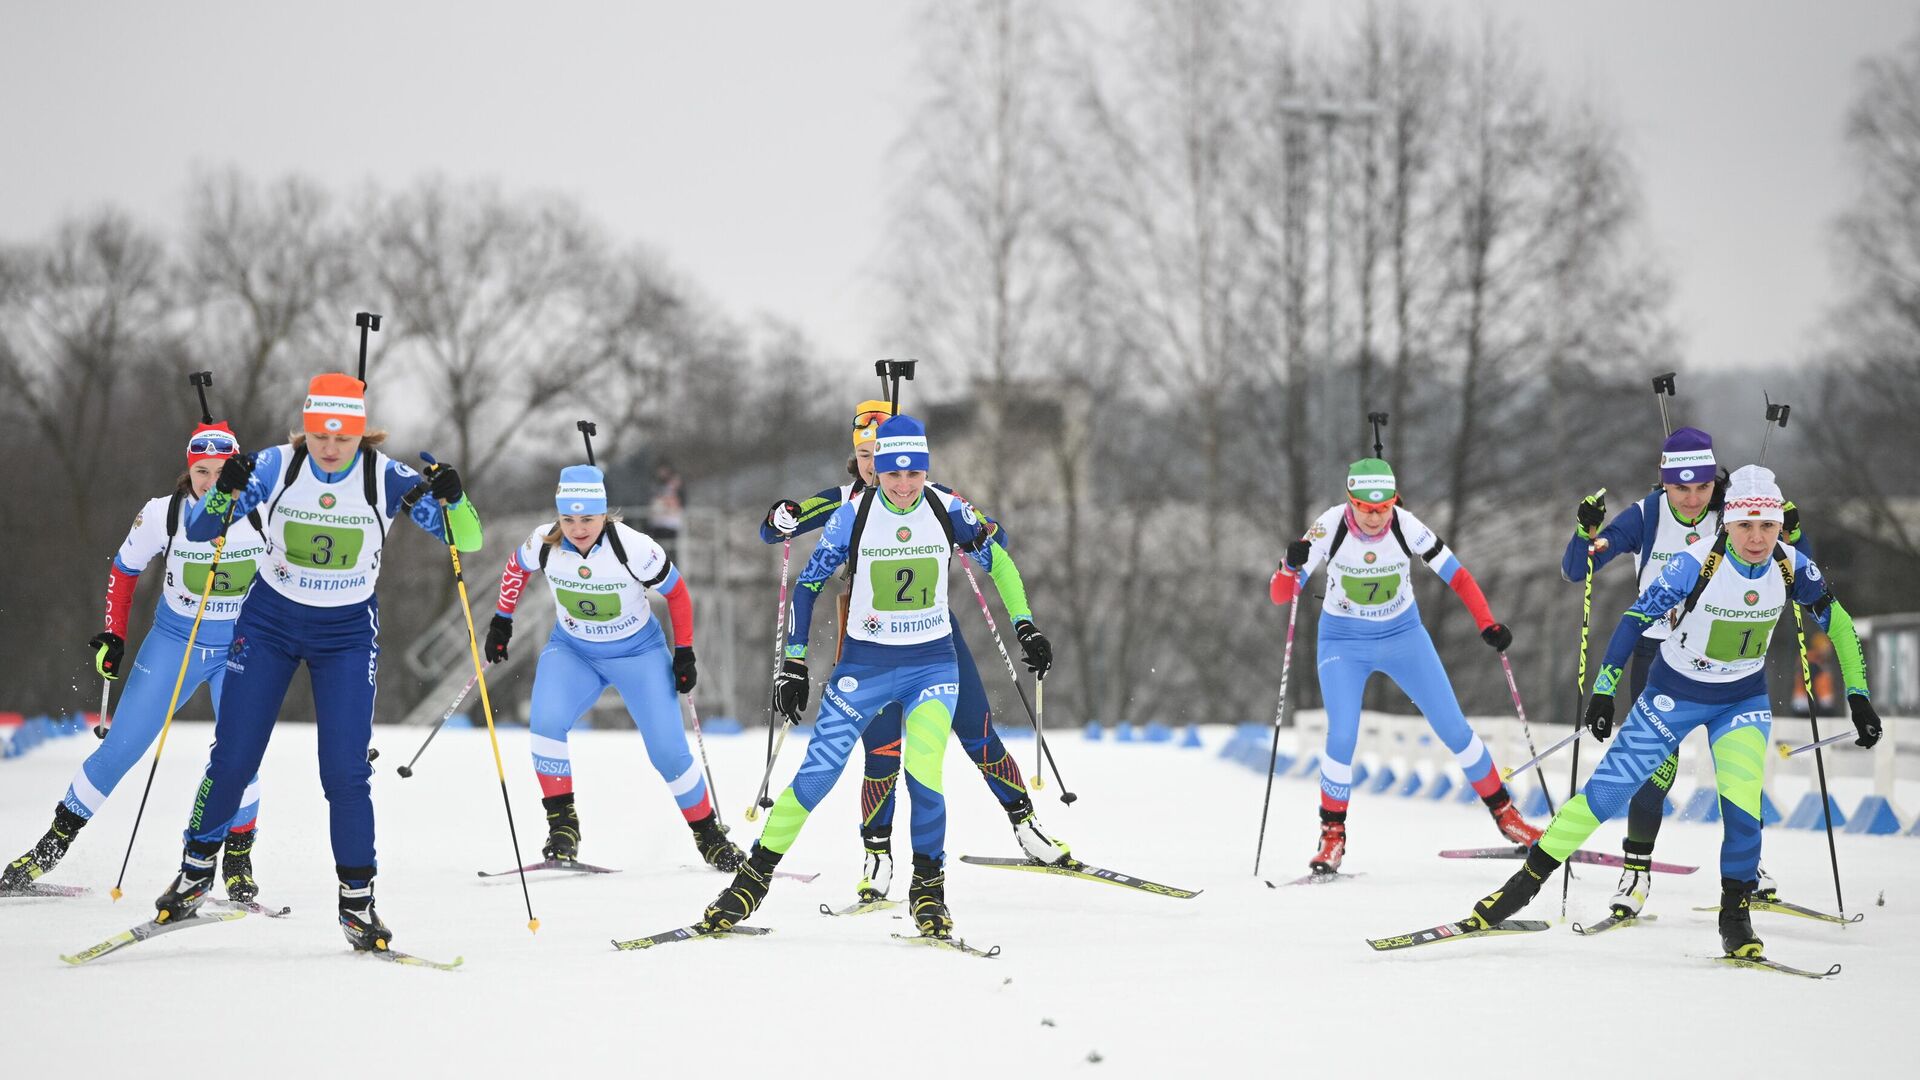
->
<box><xmin>870</xmin><ymin>557</ymin><xmax>939</xmax><ymax>612</ymax></box>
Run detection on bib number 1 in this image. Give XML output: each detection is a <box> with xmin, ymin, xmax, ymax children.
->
<box><xmin>1704</xmin><ymin>619</ymin><xmax>1771</xmax><ymax>663</ymax></box>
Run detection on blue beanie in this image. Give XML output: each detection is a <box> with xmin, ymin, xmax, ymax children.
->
<box><xmin>556</xmin><ymin>464</ymin><xmax>608</xmax><ymax>515</ymax></box>
<box><xmin>874</xmin><ymin>414</ymin><xmax>930</xmax><ymax>473</ymax></box>
<box><xmin>1659</xmin><ymin>427</ymin><xmax>1716</xmax><ymax>485</ymax></box>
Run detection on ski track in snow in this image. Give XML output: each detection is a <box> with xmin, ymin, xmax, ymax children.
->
<box><xmin>3</xmin><ymin>722</ymin><xmax>1914</xmax><ymax>1077</ymax></box>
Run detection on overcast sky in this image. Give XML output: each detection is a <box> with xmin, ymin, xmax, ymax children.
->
<box><xmin>3</xmin><ymin>1</ymin><xmax>1914</xmax><ymax>373</ymax></box>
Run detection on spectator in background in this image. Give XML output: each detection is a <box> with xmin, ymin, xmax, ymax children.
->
<box><xmin>647</xmin><ymin>462</ymin><xmax>684</xmax><ymax>561</ymax></box>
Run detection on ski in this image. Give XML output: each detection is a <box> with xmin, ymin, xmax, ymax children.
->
<box><xmin>1690</xmin><ymin>900</ymin><xmax>1864</xmax><ymax>925</ymax></box>
<box><xmin>1571</xmin><ymin>912</ymin><xmax>1657</xmax><ymax>935</ymax></box>
<box><xmin>1439</xmin><ymin>846</ymin><xmax>1698</xmax><ymax>875</ymax></box>
<box><xmin>820</xmin><ymin>899</ymin><xmax>900</xmax><ymax>917</ymax></box>
<box><xmin>681</xmin><ymin>865</ymin><xmax>820</xmax><ymax>883</ymax></box>
<box><xmin>959</xmin><ymin>856</ymin><xmax>1201</xmax><ymax>899</ymax></box>
<box><xmin>59</xmin><ymin>908</ymin><xmax>251</xmax><ymax>966</ymax></box>
<box><xmin>477</xmin><ymin>859</ymin><xmax>621</xmax><ymax>878</ymax></box>
<box><xmin>1366</xmin><ymin>919</ymin><xmax>1550</xmax><ymax>952</ymax></box>
<box><xmin>1268</xmin><ymin>871</ymin><xmax>1365</xmax><ymax>888</ymax></box>
<box><xmin>612</xmin><ymin>925</ymin><xmax>774</xmax><ymax>951</ymax></box>
<box><xmin>367</xmin><ymin>948</ymin><xmax>464</xmax><ymax>971</ymax></box>
<box><xmin>210</xmin><ymin>899</ymin><xmax>292</xmax><ymax>919</ymax></box>
<box><xmin>1702</xmin><ymin>954</ymin><xmax>1841</xmax><ymax>979</ymax></box>
<box><xmin>891</xmin><ymin>932</ymin><xmax>1000</xmax><ymax>958</ymax></box>
<box><xmin>0</xmin><ymin>881</ymin><xmax>91</xmax><ymax>898</ymax></box>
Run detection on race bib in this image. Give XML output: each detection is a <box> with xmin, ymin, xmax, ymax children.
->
<box><xmin>1340</xmin><ymin>572</ymin><xmax>1402</xmax><ymax>607</ymax></box>
<box><xmin>283</xmin><ymin>523</ymin><xmax>365</xmax><ymax>569</ymax></box>
<box><xmin>183</xmin><ymin>559</ymin><xmax>257</xmax><ymax>597</ymax></box>
<box><xmin>556</xmin><ymin>588</ymin><xmax>622</xmax><ymax>623</ymax></box>
<box><xmin>869</xmin><ymin>557</ymin><xmax>939</xmax><ymax>612</ymax></box>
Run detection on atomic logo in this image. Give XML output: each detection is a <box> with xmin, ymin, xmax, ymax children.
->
<box><xmin>1744</xmin><ymin>590</ymin><xmax>1759</xmax><ymax>605</ymax></box>
<box><xmin>896</xmin><ymin>526</ymin><xmax>912</xmax><ymax>542</ymax></box>
<box><xmin>318</xmin><ymin>493</ymin><xmax>337</xmax><ymax>509</ymax></box>
<box><xmin>578</xmin><ymin>566</ymin><xmax>593</xmax><ymax>579</ymax></box>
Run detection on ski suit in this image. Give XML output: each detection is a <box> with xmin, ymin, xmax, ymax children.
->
<box><xmin>177</xmin><ymin>443</ymin><xmax>481</xmax><ymax>886</ymax></box>
<box><xmin>1271</xmin><ymin>503</ymin><xmax>1510</xmax><ymax>814</ymax></box>
<box><xmin>492</xmin><ymin>522</ymin><xmax>712</xmax><ymax>821</ymax></box>
<box><xmin>1542</xmin><ymin>537</ymin><xmax>1868</xmax><ymax>881</ymax></box>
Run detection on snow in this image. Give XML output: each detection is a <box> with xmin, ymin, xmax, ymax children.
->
<box><xmin>4</xmin><ymin>721</ymin><xmax>1915</xmax><ymax>1078</ymax></box>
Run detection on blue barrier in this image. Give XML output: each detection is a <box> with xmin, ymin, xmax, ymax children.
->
<box><xmin>1426</xmin><ymin>772</ymin><xmax>1453</xmax><ymax>801</ymax></box>
<box><xmin>1351</xmin><ymin>762</ymin><xmax>1370</xmax><ymax>790</ymax></box>
<box><xmin>1085</xmin><ymin>721</ymin><xmax>1103</xmax><ymax>741</ymax></box>
<box><xmin>1786</xmin><ymin>792</ymin><xmax>1848</xmax><ymax>831</ymax></box>
<box><xmin>1455</xmin><ymin>783</ymin><xmax>1480</xmax><ymax>805</ymax></box>
<box><xmin>1760</xmin><ymin>790</ymin><xmax>1783</xmax><ymax>826</ymax></box>
<box><xmin>1397</xmin><ymin>772</ymin><xmax>1424</xmax><ymax>798</ymax></box>
<box><xmin>1519</xmin><ymin>785</ymin><xmax>1552</xmax><ymax>818</ymax></box>
<box><xmin>1367</xmin><ymin>765</ymin><xmax>1397</xmax><ymax>795</ymax></box>
<box><xmin>1115</xmin><ymin>723</ymin><xmax>1135</xmax><ymax>743</ymax></box>
<box><xmin>1844</xmin><ymin>796</ymin><xmax>1903</xmax><ymax>836</ymax></box>
<box><xmin>1679</xmin><ymin>787</ymin><xmax>1721</xmax><ymax>823</ymax></box>
<box><xmin>1181</xmin><ymin>724</ymin><xmax>1204</xmax><ymax>749</ymax></box>
<box><xmin>1141</xmin><ymin>722</ymin><xmax>1173</xmax><ymax>744</ymax></box>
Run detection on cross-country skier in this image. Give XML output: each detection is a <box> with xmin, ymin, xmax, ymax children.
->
<box><xmin>704</xmin><ymin>414</ymin><xmax>1053</xmax><ymax>937</ymax></box>
<box><xmin>482</xmin><ymin>463</ymin><xmax>744</xmax><ymax>872</ymax></box>
<box><xmin>1269</xmin><ymin>457</ymin><xmax>1542</xmax><ymax>874</ymax></box>
<box><xmin>760</xmin><ymin>398</ymin><xmax>1068</xmax><ymax>905</ymax></box>
<box><xmin>1468</xmin><ymin>465</ymin><xmax>1881</xmax><ymax>957</ymax></box>
<box><xmin>148</xmin><ymin>374</ymin><xmax>483</xmax><ymax>953</ymax></box>
<box><xmin>2</xmin><ymin>422</ymin><xmax>269</xmax><ymax>898</ymax></box>
<box><xmin>1563</xmin><ymin>427</ymin><xmax>1810</xmax><ymax>918</ymax></box>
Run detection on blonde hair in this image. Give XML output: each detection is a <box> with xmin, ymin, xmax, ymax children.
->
<box><xmin>290</xmin><ymin>429</ymin><xmax>389</xmax><ymax>450</ymax></box>
<box><xmin>543</xmin><ymin>509</ymin><xmax>625</xmax><ymax>548</ymax></box>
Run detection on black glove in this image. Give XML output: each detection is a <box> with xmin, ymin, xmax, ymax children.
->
<box><xmin>88</xmin><ymin>631</ymin><xmax>126</xmax><ymax>680</ymax></box>
<box><xmin>773</xmin><ymin>658</ymin><xmax>810</xmax><ymax>724</ymax></box>
<box><xmin>1783</xmin><ymin>500</ymin><xmax>1801</xmax><ymax>543</ymax></box>
<box><xmin>1285</xmin><ymin>540</ymin><xmax>1312</xmax><ymax>570</ymax></box>
<box><xmin>1848</xmin><ymin>693</ymin><xmax>1882</xmax><ymax>749</ymax></box>
<box><xmin>765</xmin><ymin>499</ymin><xmax>802</xmax><ymax>538</ymax></box>
<box><xmin>216</xmin><ymin>454</ymin><xmax>254</xmax><ymax>495</ymax></box>
<box><xmin>1576</xmin><ymin>490</ymin><xmax>1607</xmax><ymax>536</ymax></box>
<box><xmin>1015</xmin><ymin>619</ymin><xmax>1052</xmax><ymax>677</ymax></box>
<box><xmin>1584</xmin><ymin>694</ymin><xmax>1616</xmax><ymax>741</ymax></box>
<box><xmin>484</xmin><ymin>614</ymin><xmax>512</xmax><ymax>664</ymax></box>
<box><xmin>1480</xmin><ymin>623</ymin><xmax>1512</xmax><ymax>652</ymax></box>
<box><xmin>427</xmin><ymin>462</ymin><xmax>464</xmax><ymax>503</ymax></box>
<box><xmin>674</xmin><ymin>646</ymin><xmax>698</xmax><ymax>694</ymax></box>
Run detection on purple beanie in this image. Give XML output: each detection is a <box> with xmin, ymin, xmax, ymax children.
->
<box><xmin>1659</xmin><ymin>427</ymin><xmax>1716</xmax><ymax>485</ymax></box>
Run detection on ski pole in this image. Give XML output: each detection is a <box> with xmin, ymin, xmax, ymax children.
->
<box><xmin>92</xmin><ymin>678</ymin><xmax>111</xmax><ymax>739</ymax></box>
<box><xmin>1253</xmin><ymin>590</ymin><xmax>1300</xmax><ymax>877</ymax></box>
<box><xmin>684</xmin><ymin>692</ymin><xmax>724</xmax><ymax>829</ymax></box>
<box><xmin>1790</xmin><ymin>597</ymin><xmax>1846</xmax><ymax>922</ymax></box>
<box><xmin>1779</xmin><ymin>730</ymin><xmax>1854</xmax><ymax>758</ymax></box>
<box><xmin>395</xmin><ymin>669</ymin><xmax>481</xmax><ymax>778</ymax></box>
<box><xmin>747</xmin><ymin>538</ymin><xmax>792</xmax><ymax>822</ymax></box>
<box><xmin>110</xmin><ymin>501</ymin><xmax>234</xmax><ymax>901</ymax></box>
<box><xmin>956</xmin><ymin>554</ymin><xmax>1076</xmax><ymax>804</ymax></box>
<box><xmin>1760</xmin><ymin>393</ymin><xmax>1790</xmax><ymax>466</ymax></box>
<box><xmin>1650</xmin><ymin>372</ymin><xmax>1676</xmax><ymax>436</ymax></box>
<box><xmin>1033</xmin><ymin>675</ymin><xmax>1045</xmax><ymax>791</ymax></box>
<box><xmin>421</xmin><ymin>452</ymin><xmax>538</xmax><ymax>934</ymax></box>
<box><xmin>1562</xmin><ymin>540</ymin><xmax>1600</xmax><ymax>918</ymax></box>
<box><xmin>1498</xmin><ymin>653</ymin><xmax>1555</xmax><ymax>818</ymax></box>
<box><xmin>1501</xmin><ymin>727</ymin><xmax>1583</xmax><ymax>782</ymax></box>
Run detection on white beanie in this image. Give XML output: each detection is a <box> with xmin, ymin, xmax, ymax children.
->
<box><xmin>1723</xmin><ymin>465</ymin><xmax>1785</xmax><ymax>524</ymax></box>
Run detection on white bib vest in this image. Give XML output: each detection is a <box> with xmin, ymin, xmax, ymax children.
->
<box><xmin>260</xmin><ymin>445</ymin><xmax>391</xmax><ymax>607</ymax></box>
<box><xmin>1640</xmin><ymin>495</ymin><xmax>1717</xmax><ymax>641</ymax></box>
<box><xmin>1660</xmin><ymin>539</ymin><xmax>1788</xmax><ymax>684</ymax></box>
<box><xmin>1301</xmin><ymin>504</ymin><xmax>1437</xmax><ymax>624</ymax></box>
<box><xmin>845</xmin><ymin>490</ymin><xmax>959</xmax><ymax>648</ymax></box>
<box><xmin>120</xmin><ymin>494</ymin><xmax>269</xmax><ymax>623</ymax></box>
<box><xmin>524</xmin><ymin>522</ymin><xmax>667</xmax><ymax>643</ymax></box>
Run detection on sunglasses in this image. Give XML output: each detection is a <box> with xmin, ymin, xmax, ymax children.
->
<box><xmin>1348</xmin><ymin>495</ymin><xmax>1396</xmax><ymax>513</ymax></box>
<box><xmin>852</xmin><ymin>409</ymin><xmax>891</xmax><ymax>431</ymax></box>
<box><xmin>188</xmin><ymin>432</ymin><xmax>239</xmax><ymax>456</ymax></box>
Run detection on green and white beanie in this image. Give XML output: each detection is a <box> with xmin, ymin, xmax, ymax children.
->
<box><xmin>1346</xmin><ymin>458</ymin><xmax>1398</xmax><ymax>505</ymax></box>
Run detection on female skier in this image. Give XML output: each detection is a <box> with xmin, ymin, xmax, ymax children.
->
<box><xmin>1270</xmin><ymin>457</ymin><xmax>1541</xmax><ymax>874</ymax></box>
<box><xmin>704</xmin><ymin>414</ymin><xmax>1053</xmax><ymax>938</ymax></box>
<box><xmin>2</xmin><ymin>422</ymin><xmax>269</xmax><ymax>899</ymax></box>
<box><xmin>1468</xmin><ymin>465</ymin><xmax>1880</xmax><ymax>957</ymax></box>
<box><xmin>148</xmin><ymin>374</ymin><xmax>482</xmax><ymax>954</ymax></box>
<box><xmin>482</xmin><ymin>463</ymin><xmax>743</xmax><ymax>872</ymax></box>
<box><xmin>760</xmin><ymin>399</ymin><xmax>1067</xmax><ymax>904</ymax></box>
<box><xmin>1564</xmin><ymin>427</ymin><xmax>1809</xmax><ymax>917</ymax></box>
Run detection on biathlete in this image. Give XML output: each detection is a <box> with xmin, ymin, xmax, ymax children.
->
<box><xmin>1564</xmin><ymin>427</ymin><xmax>1809</xmax><ymax>917</ymax></box>
<box><xmin>705</xmin><ymin>414</ymin><xmax>1053</xmax><ymax>938</ymax></box>
<box><xmin>149</xmin><ymin>374</ymin><xmax>483</xmax><ymax>953</ymax></box>
<box><xmin>3</xmin><ymin>422</ymin><xmax>269</xmax><ymax>899</ymax></box>
<box><xmin>1469</xmin><ymin>465</ymin><xmax>1881</xmax><ymax>956</ymax></box>
<box><xmin>483</xmin><ymin>463</ymin><xmax>744</xmax><ymax>872</ymax></box>
<box><xmin>1270</xmin><ymin>457</ymin><xmax>1542</xmax><ymax>874</ymax></box>
<box><xmin>760</xmin><ymin>398</ymin><xmax>1066</xmax><ymax>904</ymax></box>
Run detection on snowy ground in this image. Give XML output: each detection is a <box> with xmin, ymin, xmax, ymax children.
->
<box><xmin>3</xmin><ymin>720</ymin><xmax>1915</xmax><ymax>1078</ymax></box>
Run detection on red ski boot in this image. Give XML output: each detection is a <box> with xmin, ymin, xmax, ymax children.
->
<box><xmin>1487</xmin><ymin>792</ymin><xmax>1543</xmax><ymax>845</ymax></box>
<box><xmin>1309</xmin><ymin>818</ymin><xmax>1346</xmax><ymax>874</ymax></box>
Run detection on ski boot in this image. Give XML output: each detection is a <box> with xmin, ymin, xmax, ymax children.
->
<box><xmin>2</xmin><ymin>804</ymin><xmax>87</xmax><ymax>892</ymax></box>
<box><xmin>700</xmin><ymin>843</ymin><xmax>781</xmax><ymax>931</ymax></box>
<box><xmin>1718</xmin><ymin>877</ymin><xmax>1764</xmax><ymax>958</ymax></box>
<box><xmin>909</xmin><ymin>854</ymin><xmax>953</xmax><ymax>939</ymax></box>
<box><xmin>339</xmin><ymin>878</ymin><xmax>393</xmax><ymax>952</ymax></box>
<box><xmin>1610</xmin><ymin>841</ymin><xmax>1652</xmax><ymax>919</ymax></box>
<box><xmin>857</xmin><ymin>829</ymin><xmax>893</xmax><ymax>903</ymax></box>
<box><xmin>1753</xmin><ymin>864</ymin><xmax>1778</xmax><ymax>903</ymax></box>
<box><xmin>222</xmin><ymin>829</ymin><xmax>259</xmax><ymax>904</ymax></box>
<box><xmin>1485</xmin><ymin>790</ymin><xmax>1544</xmax><ymax>845</ymax></box>
<box><xmin>690</xmin><ymin>811</ymin><xmax>745</xmax><ymax>872</ymax></box>
<box><xmin>1309</xmin><ymin>810</ymin><xmax>1347</xmax><ymax>874</ymax></box>
<box><xmin>154</xmin><ymin>840</ymin><xmax>221</xmax><ymax>924</ymax></box>
<box><xmin>541</xmin><ymin>792</ymin><xmax>581</xmax><ymax>864</ymax></box>
<box><xmin>1007</xmin><ymin>795</ymin><xmax>1072</xmax><ymax>866</ymax></box>
<box><xmin>1466</xmin><ymin>847</ymin><xmax>1555</xmax><ymax>929</ymax></box>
